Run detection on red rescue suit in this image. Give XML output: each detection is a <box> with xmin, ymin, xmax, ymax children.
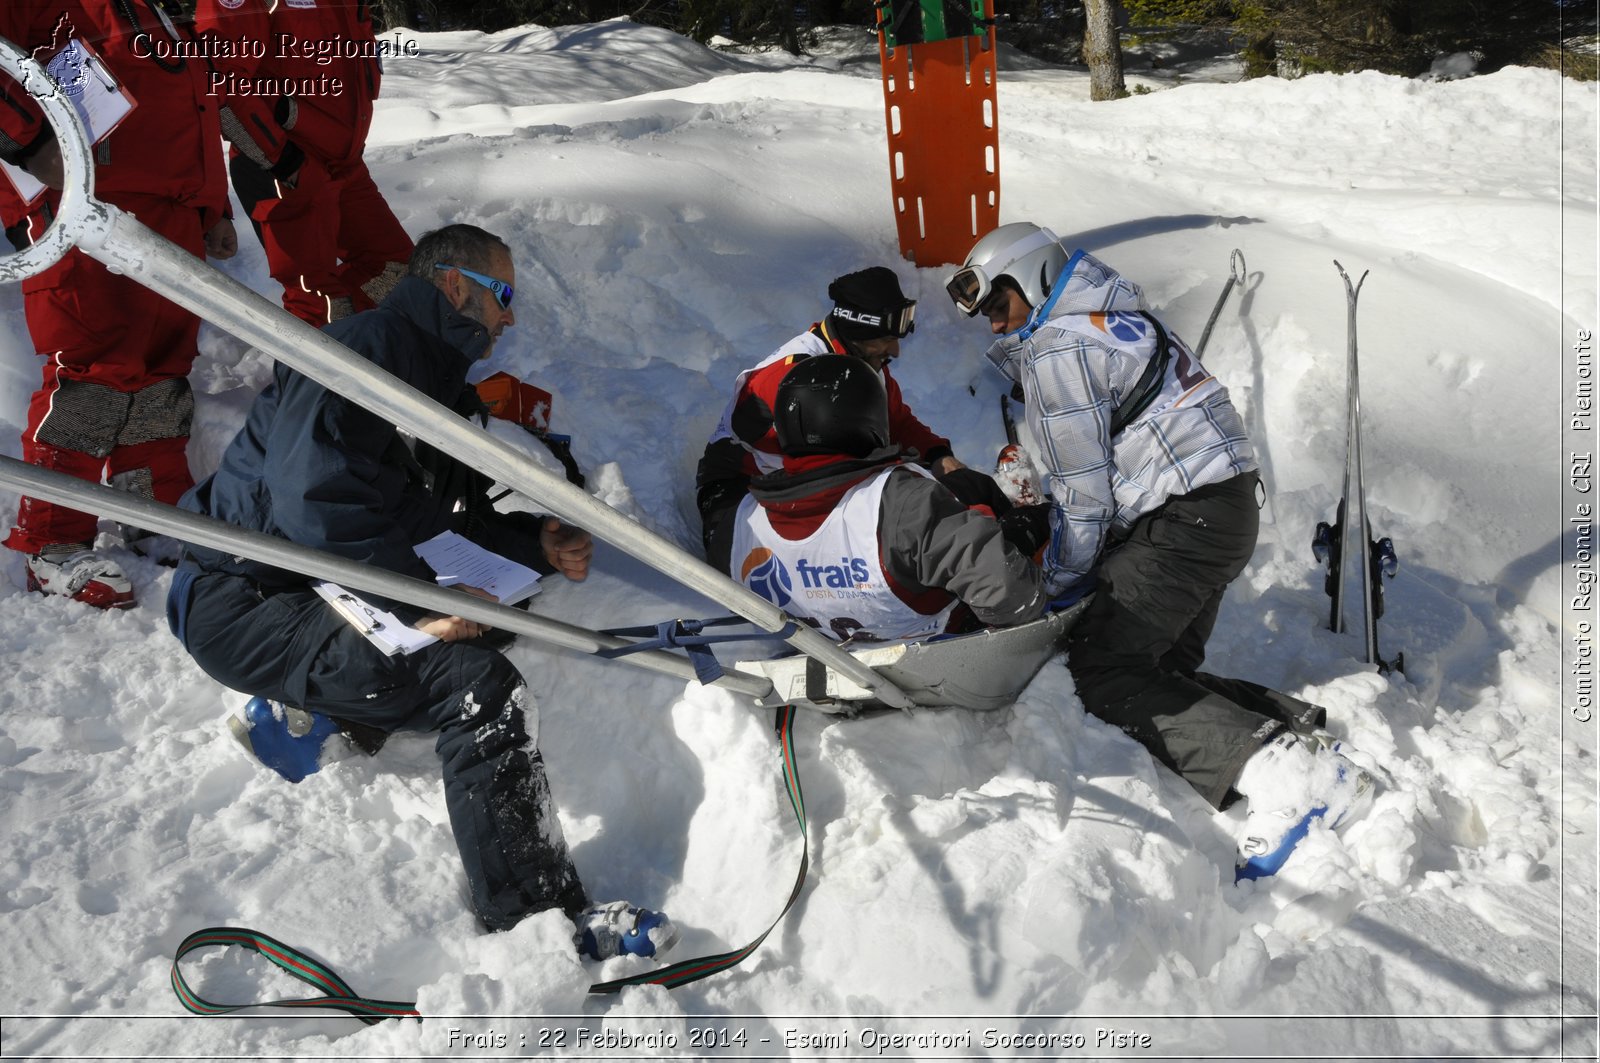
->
<box><xmin>0</xmin><ymin>0</ymin><xmax>230</xmax><ymax>554</ymax></box>
<box><xmin>193</xmin><ymin>0</ymin><xmax>412</xmax><ymax>326</ymax></box>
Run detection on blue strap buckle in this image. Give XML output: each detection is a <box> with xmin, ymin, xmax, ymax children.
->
<box><xmin>597</xmin><ymin>616</ymin><xmax>797</xmax><ymax>685</ymax></box>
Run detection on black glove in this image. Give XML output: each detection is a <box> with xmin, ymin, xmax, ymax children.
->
<box><xmin>998</xmin><ymin>502</ymin><xmax>1052</xmax><ymax>558</ymax></box>
<box><xmin>935</xmin><ymin>466</ymin><xmax>1013</xmax><ymax>515</ymax></box>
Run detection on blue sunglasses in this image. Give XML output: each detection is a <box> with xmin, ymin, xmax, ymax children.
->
<box><xmin>435</xmin><ymin>263</ymin><xmax>514</xmax><ymax>309</ymax></box>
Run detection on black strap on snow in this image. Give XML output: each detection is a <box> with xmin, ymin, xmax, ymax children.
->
<box><xmin>597</xmin><ymin>616</ymin><xmax>797</xmax><ymax>685</ymax></box>
<box><xmin>171</xmin><ymin>704</ymin><xmax>812</xmax><ymax>1015</ymax></box>
<box><xmin>1108</xmin><ymin>313</ymin><xmax>1173</xmax><ymax>438</ymax></box>
<box><xmin>171</xmin><ymin>928</ymin><xmax>421</xmax><ymax>1024</ymax></box>
<box><xmin>590</xmin><ymin>703</ymin><xmax>809</xmax><ymax>993</ymax></box>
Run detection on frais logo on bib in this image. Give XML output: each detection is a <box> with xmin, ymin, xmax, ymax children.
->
<box><xmin>739</xmin><ymin>548</ymin><xmax>793</xmax><ymax>608</ymax></box>
<box><xmin>794</xmin><ymin>557</ymin><xmax>871</xmax><ymax>590</ymax></box>
<box><xmin>1088</xmin><ymin>311</ymin><xmax>1147</xmax><ymax>343</ymax></box>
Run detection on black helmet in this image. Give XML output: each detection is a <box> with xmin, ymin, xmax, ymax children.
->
<box><xmin>773</xmin><ymin>356</ymin><xmax>891</xmax><ymax>459</ymax></box>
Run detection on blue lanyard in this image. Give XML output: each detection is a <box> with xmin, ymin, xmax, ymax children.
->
<box><xmin>1004</xmin><ymin>247</ymin><xmax>1085</xmax><ymax>344</ymax></box>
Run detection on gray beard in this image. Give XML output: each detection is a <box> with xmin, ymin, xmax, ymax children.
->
<box><xmin>459</xmin><ymin>297</ymin><xmax>490</xmax><ymax>330</ymax></box>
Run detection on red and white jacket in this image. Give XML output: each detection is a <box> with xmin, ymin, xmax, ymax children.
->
<box><xmin>706</xmin><ymin>322</ymin><xmax>953</xmax><ymax>480</ymax></box>
<box><xmin>732</xmin><ymin>463</ymin><xmax>959</xmax><ymax>643</ymax></box>
<box><xmin>730</xmin><ymin>453</ymin><xmax>1045</xmax><ymax>643</ymax></box>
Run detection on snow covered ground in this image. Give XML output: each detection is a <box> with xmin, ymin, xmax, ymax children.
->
<box><xmin>0</xmin><ymin>18</ymin><xmax>1596</xmax><ymax>1061</ymax></box>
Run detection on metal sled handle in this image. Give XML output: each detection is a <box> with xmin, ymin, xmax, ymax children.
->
<box><xmin>0</xmin><ymin>37</ymin><xmax>106</xmax><ymax>284</ymax></box>
<box><xmin>0</xmin><ymin>455</ymin><xmax>775</xmax><ymax>697</ymax></box>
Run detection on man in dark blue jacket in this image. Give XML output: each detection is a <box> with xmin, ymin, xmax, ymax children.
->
<box><xmin>167</xmin><ymin>225</ymin><xmax>675</xmax><ymax>959</ymax></box>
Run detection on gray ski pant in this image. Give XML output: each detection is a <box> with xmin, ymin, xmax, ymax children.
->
<box><xmin>1065</xmin><ymin>471</ymin><xmax>1323</xmax><ymax>809</ymax></box>
<box><xmin>174</xmin><ymin>570</ymin><xmax>590</xmax><ymax>931</ymax></box>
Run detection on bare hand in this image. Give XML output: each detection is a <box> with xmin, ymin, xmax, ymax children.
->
<box><xmin>205</xmin><ymin>217</ymin><xmax>238</xmax><ymax>260</ymax></box>
<box><xmin>414</xmin><ymin>585</ymin><xmax>495</xmax><ymax>642</ymax></box>
<box><xmin>934</xmin><ymin>455</ymin><xmax>966</xmax><ymax>476</ymax></box>
<box><xmin>540</xmin><ymin>516</ymin><xmax>592</xmax><ymax>581</ymax></box>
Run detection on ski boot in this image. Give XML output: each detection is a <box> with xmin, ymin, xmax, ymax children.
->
<box><xmin>574</xmin><ymin>901</ymin><xmax>679</xmax><ymax>961</ymax></box>
<box><xmin>1234</xmin><ymin>731</ymin><xmax>1376</xmax><ymax>882</ymax></box>
<box><xmin>25</xmin><ymin>545</ymin><xmax>135</xmax><ymax>609</ymax></box>
<box><xmin>227</xmin><ymin>697</ymin><xmax>341</xmax><ymax>784</ymax></box>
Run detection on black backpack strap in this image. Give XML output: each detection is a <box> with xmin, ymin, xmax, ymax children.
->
<box><xmin>1108</xmin><ymin>312</ymin><xmax>1172</xmax><ymax>438</ymax></box>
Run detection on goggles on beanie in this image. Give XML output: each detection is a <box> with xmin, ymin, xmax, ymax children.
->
<box><xmin>435</xmin><ymin>263</ymin><xmax>514</xmax><ymax>310</ymax></box>
<box><xmin>829</xmin><ymin>299</ymin><xmax>917</xmax><ymax>339</ymax></box>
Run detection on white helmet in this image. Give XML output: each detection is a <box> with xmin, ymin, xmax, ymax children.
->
<box><xmin>945</xmin><ymin>222</ymin><xmax>1069</xmax><ymax>317</ymax></box>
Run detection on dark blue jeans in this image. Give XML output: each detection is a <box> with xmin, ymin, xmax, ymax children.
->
<box><xmin>172</xmin><ymin>568</ymin><xmax>588</xmax><ymax>930</ymax></box>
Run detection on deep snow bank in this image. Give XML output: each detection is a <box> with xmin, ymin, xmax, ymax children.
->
<box><xmin>0</xmin><ymin>21</ymin><xmax>1593</xmax><ymax>1061</ymax></box>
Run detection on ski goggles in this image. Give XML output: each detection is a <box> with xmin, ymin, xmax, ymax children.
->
<box><xmin>829</xmin><ymin>299</ymin><xmax>917</xmax><ymax>339</ymax></box>
<box><xmin>945</xmin><ymin>267</ymin><xmax>999</xmax><ymax>317</ymax></box>
<box><xmin>944</xmin><ymin>227</ymin><xmax>1062</xmax><ymax>316</ymax></box>
<box><xmin>435</xmin><ymin>264</ymin><xmax>514</xmax><ymax>310</ymax></box>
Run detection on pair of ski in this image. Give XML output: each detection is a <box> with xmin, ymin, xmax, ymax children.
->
<box><xmin>1316</xmin><ymin>263</ymin><xmax>1403</xmax><ymax>675</ymax></box>
<box><xmin>996</xmin><ymin>251</ymin><xmax>1402</xmax><ymax>674</ymax></box>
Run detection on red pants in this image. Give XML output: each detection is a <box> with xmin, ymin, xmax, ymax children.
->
<box><xmin>236</xmin><ymin>155</ymin><xmax>413</xmax><ymax>325</ymax></box>
<box><xmin>5</xmin><ymin>197</ymin><xmax>206</xmax><ymax>554</ymax></box>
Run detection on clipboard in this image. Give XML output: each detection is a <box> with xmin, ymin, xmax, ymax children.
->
<box><xmin>2</xmin><ymin>37</ymin><xmax>138</xmax><ymax>205</ymax></box>
<box><xmin>312</xmin><ymin>582</ymin><xmax>439</xmax><ymax>657</ymax></box>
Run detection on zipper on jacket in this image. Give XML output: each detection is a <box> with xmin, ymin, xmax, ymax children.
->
<box><xmin>114</xmin><ymin>0</ymin><xmax>186</xmax><ymax>73</ymax></box>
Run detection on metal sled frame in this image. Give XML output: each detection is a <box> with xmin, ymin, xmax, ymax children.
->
<box><xmin>0</xmin><ymin>40</ymin><xmax>1070</xmax><ymax>714</ymax></box>
<box><xmin>738</xmin><ymin>596</ymin><xmax>1089</xmax><ymax>715</ymax></box>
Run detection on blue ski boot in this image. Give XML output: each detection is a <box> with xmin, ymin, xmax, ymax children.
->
<box><xmin>227</xmin><ymin>697</ymin><xmax>341</xmax><ymax>784</ymax></box>
<box><xmin>1234</xmin><ymin>732</ymin><xmax>1376</xmax><ymax>882</ymax></box>
<box><xmin>574</xmin><ymin>901</ymin><xmax>680</xmax><ymax>961</ymax></box>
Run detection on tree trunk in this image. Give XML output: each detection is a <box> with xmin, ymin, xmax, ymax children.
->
<box><xmin>374</xmin><ymin>0</ymin><xmax>434</xmax><ymax>30</ymax></box>
<box><xmin>778</xmin><ymin>2</ymin><xmax>800</xmax><ymax>55</ymax></box>
<box><xmin>1082</xmin><ymin>0</ymin><xmax>1126</xmax><ymax>101</ymax></box>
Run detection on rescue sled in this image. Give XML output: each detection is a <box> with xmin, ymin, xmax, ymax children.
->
<box><xmin>737</xmin><ymin>597</ymin><xmax>1089</xmax><ymax>714</ymax></box>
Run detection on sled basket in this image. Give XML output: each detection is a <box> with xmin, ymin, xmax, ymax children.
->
<box><xmin>735</xmin><ymin>596</ymin><xmax>1090</xmax><ymax>714</ymax></box>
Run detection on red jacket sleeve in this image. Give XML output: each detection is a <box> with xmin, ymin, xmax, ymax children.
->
<box><xmin>733</xmin><ymin>354</ymin><xmax>805</xmax><ymax>462</ymax></box>
<box><xmin>195</xmin><ymin>0</ymin><xmax>377</xmax><ymax>175</ymax></box>
<box><xmin>0</xmin><ymin>9</ymin><xmax>57</xmax><ymax>168</ymax></box>
<box><xmin>882</xmin><ymin>366</ymin><xmax>952</xmax><ymax>462</ymax></box>
<box><xmin>193</xmin><ymin>0</ymin><xmax>297</xmax><ymax>172</ymax></box>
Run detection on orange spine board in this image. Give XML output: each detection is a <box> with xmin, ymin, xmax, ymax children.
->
<box><xmin>877</xmin><ymin>6</ymin><xmax>1000</xmax><ymax>268</ymax></box>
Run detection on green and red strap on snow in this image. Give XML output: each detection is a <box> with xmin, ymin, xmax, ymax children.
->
<box><xmin>171</xmin><ymin>927</ymin><xmax>422</xmax><ymax>1025</ymax></box>
<box><xmin>171</xmin><ymin>703</ymin><xmax>808</xmax><ymax>1020</ymax></box>
<box><xmin>589</xmin><ymin>702</ymin><xmax>809</xmax><ymax>994</ymax></box>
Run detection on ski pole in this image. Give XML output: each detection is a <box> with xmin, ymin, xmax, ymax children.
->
<box><xmin>1194</xmin><ymin>249</ymin><xmax>1247</xmax><ymax>357</ymax></box>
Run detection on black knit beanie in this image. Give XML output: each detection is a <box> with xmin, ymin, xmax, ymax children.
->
<box><xmin>827</xmin><ymin>267</ymin><xmax>909</xmax><ymax>340</ymax></box>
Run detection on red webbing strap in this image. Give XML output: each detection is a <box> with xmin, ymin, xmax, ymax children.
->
<box><xmin>589</xmin><ymin>703</ymin><xmax>808</xmax><ymax>993</ymax></box>
<box><xmin>171</xmin><ymin>927</ymin><xmax>421</xmax><ymax>1025</ymax></box>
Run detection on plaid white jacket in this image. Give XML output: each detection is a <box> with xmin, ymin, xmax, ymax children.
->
<box><xmin>984</xmin><ymin>251</ymin><xmax>1258</xmax><ymax>595</ymax></box>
